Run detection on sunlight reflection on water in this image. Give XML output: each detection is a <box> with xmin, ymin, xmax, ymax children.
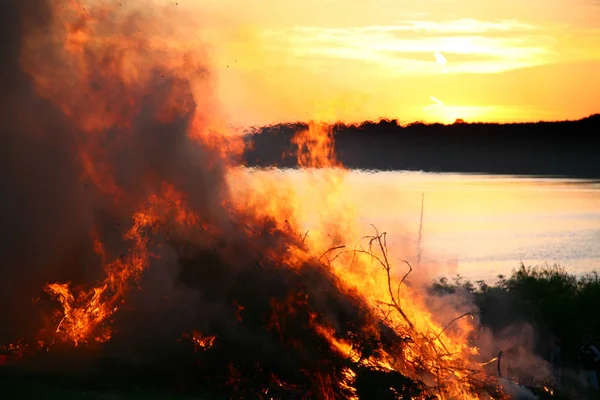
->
<box><xmin>241</xmin><ymin>167</ymin><xmax>600</xmax><ymax>282</ymax></box>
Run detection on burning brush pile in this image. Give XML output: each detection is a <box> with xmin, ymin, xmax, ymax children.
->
<box><xmin>0</xmin><ymin>1</ymin><xmax>552</xmax><ymax>399</ymax></box>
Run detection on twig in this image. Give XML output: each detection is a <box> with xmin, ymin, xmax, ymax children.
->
<box><xmin>372</xmin><ymin>231</ymin><xmax>416</xmax><ymax>332</ymax></box>
<box><xmin>399</xmin><ymin>260</ymin><xmax>413</xmax><ymax>287</ymax></box>
<box><xmin>301</xmin><ymin>230</ymin><xmax>310</xmax><ymax>244</ymax></box>
<box><xmin>497</xmin><ymin>351</ymin><xmax>503</xmax><ymax>377</ymax></box>
<box><xmin>374</xmin><ymin>302</ymin><xmax>394</xmax><ymax>324</ymax></box>
<box><xmin>333</xmin><ymin>228</ymin><xmax>417</xmax><ymax>332</ymax></box>
<box><xmin>434</xmin><ymin>313</ymin><xmax>475</xmax><ymax>341</ymax></box>
<box><xmin>478</xmin><ymin>357</ymin><xmax>499</xmax><ymax>367</ymax></box>
<box><xmin>397</xmin><ymin>260</ymin><xmax>413</xmax><ymax>304</ymax></box>
<box><xmin>329</xmin><ymin>249</ymin><xmax>383</xmax><ymax>268</ymax></box>
<box><xmin>319</xmin><ymin>245</ymin><xmax>346</xmax><ymax>266</ymax></box>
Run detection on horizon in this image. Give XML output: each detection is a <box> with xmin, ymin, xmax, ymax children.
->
<box><xmin>238</xmin><ymin>112</ymin><xmax>600</xmax><ymax>131</ymax></box>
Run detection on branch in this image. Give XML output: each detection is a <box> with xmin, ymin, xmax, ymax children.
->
<box><xmin>434</xmin><ymin>313</ymin><xmax>475</xmax><ymax>342</ymax></box>
<box><xmin>301</xmin><ymin>230</ymin><xmax>310</xmax><ymax>244</ymax></box>
<box><xmin>319</xmin><ymin>245</ymin><xmax>346</xmax><ymax>266</ymax></box>
<box><xmin>399</xmin><ymin>260</ymin><xmax>413</xmax><ymax>287</ymax></box>
<box><xmin>334</xmin><ymin>229</ymin><xmax>417</xmax><ymax>331</ymax></box>
<box><xmin>497</xmin><ymin>351</ymin><xmax>503</xmax><ymax>377</ymax></box>
<box><xmin>397</xmin><ymin>260</ymin><xmax>413</xmax><ymax>305</ymax></box>
<box><xmin>330</xmin><ymin>249</ymin><xmax>386</xmax><ymax>272</ymax></box>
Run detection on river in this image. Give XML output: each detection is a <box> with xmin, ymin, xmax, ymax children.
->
<box><xmin>237</xmin><ymin>168</ymin><xmax>600</xmax><ymax>283</ymax></box>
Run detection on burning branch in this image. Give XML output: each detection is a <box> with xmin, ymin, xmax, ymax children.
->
<box><xmin>329</xmin><ymin>227</ymin><xmax>414</xmax><ymax>330</ymax></box>
<box><xmin>301</xmin><ymin>230</ymin><xmax>310</xmax><ymax>244</ymax></box>
<box><xmin>434</xmin><ymin>313</ymin><xmax>475</xmax><ymax>342</ymax></box>
<box><xmin>319</xmin><ymin>245</ymin><xmax>346</xmax><ymax>266</ymax></box>
<box><xmin>319</xmin><ymin>226</ymin><xmax>509</xmax><ymax>399</ymax></box>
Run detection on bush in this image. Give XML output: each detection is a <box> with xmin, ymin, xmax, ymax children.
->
<box><xmin>432</xmin><ymin>264</ymin><xmax>600</xmax><ymax>367</ymax></box>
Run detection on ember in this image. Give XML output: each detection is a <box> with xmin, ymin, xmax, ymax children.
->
<box><xmin>0</xmin><ymin>0</ymin><xmax>552</xmax><ymax>399</ymax></box>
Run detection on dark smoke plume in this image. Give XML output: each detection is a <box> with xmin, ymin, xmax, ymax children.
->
<box><xmin>0</xmin><ymin>0</ymin><xmax>97</xmax><ymax>342</ymax></box>
<box><xmin>0</xmin><ymin>0</ymin><xmax>228</xmax><ymax>345</ymax></box>
<box><xmin>0</xmin><ymin>0</ymin><xmax>374</xmax><ymax>378</ymax></box>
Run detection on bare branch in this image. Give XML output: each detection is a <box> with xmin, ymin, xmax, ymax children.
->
<box><xmin>397</xmin><ymin>260</ymin><xmax>413</xmax><ymax>302</ymax></box>
<box><xmin>369</xmin><ymin>224</ymin><xmax>380</xmax><ymax>238</ymax></box>
<box><xmin>319</xmin><ymin>245</ymin><xmax>346</xmax><ymax>266</ymax></box>
<box><xmin>301</xmin><ymin>230</ymin><xmax>310</xmax><ymax>244</ymax></box>
<box><xmin>399</xmin><ymin>260</ymin><xmax>413</xmax><ymax>287</ymax></box>
<box><xmin>434</xmin><ymin>313</ymin><xmax>475</xmax><ymax>342</ymax></box>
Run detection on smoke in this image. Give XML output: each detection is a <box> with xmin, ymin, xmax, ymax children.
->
<box><xmin>0</xmin><ymin>0</ymin><xmax>231</xmax><ymax>345</ymax></box>
<box><xmin>0</xmin><ymin>1</ymin><xmax>555</xmax><ymax>397</ymax></box>
<box><xmin>0</xmin><ymin>0</ymin><xmax>98</xmax><ymax>341</ymax></box>
<box><xmin>422</xmin><ymin>285</ymin><xmax>554</xmax><ymax>387</ymax></box>
<box><xmin>0</xmin><ymin>0</ymin><xmax>367</xmax><ymax>369</ymax></box>
<box><xmin>499</xmin><ymin>378</ymin><xmax>538</xmax><ymax>400</ymax></box>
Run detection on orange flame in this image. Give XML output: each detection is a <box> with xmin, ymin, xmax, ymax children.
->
<box><xmin>3</xmin><ymin>1</ymin><xmax>520</xmax><ymax>398</ymax></box>
<box><xmin>44</xmin><ymin>209</ymin><xmax>155</xmax><ymax>346</ymax></box>
<box><xmin>292</xmin><ymin>122</ymin><xmax>340</xmax><ymax>169</ymax></box>
<box><xmin>183</xmin><ymin>331</ymin><xmax>217</xmax><ymax>353</ymax></box>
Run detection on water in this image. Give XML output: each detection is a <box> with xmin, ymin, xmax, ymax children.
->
<box><xmin>240</xmin><ymin>168</ymin><xmax>600</xmax><ymax>283</ymax></box>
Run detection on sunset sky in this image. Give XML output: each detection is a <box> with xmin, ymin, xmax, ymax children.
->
<box><xmin>173</xmin><ymin>0</ymin><xmax>600</xmax><ymax>126</ymax></box>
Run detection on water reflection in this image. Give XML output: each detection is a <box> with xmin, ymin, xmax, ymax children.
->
<box><xmin>236</xmin><ymin>168</ymin><xmax>600</xmax><ymax>282</ymax></box>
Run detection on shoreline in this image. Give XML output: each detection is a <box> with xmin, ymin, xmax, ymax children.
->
<box><xmin>243</xmin><ymin>114</ymin><xmax>600</xmax><ymax>179</ymax></box>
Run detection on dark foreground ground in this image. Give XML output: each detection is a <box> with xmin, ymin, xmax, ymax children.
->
<box><xmin>0</xmin><ymin>376</ymin><xmax>205</xmax><ymax>400</ymax></box>
<box><xmin>243</xmin><ymin>114</ymin><xmax>600</xmax><ymax>179</ymax></box>
<box><xmin>0</xmin><ymin>344</ymin><xmax>222</xmax><ymax>400</ymax></box>
<box><xmin>0</xmin><ymin>367</ymin><xmax>220</xmax><ymax>400</ymax></box>
<box><xmin>2</xmin><ymin>266</ymin><xmax>597</xmax><ymax>400</ymax></box>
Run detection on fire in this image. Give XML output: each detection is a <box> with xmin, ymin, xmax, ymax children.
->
<box><xmin>292</xmin><ymin>122</ymin><xmax>340</xmax><ymax>169</ymax></box>
<box><xmin>182</xmin><ymin>331</ymin><xmax>217</xmax><ymax>353</ymax></box>
<box><xmin>44</xmin><ymin>210</ymin><xmax>155</xmax><ymax>346</ymax></box>
<box><xmin>1</xmin><ymin>0</ymin><xmax>526</xmax><ymax>398</ymax></box>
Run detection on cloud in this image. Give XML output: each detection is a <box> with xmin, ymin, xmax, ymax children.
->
<box><xmin>378</xmin><ymin>18</ymin><xmax>538</xmax><ymax>34</ymax></box>
<box><xmin>260</xmin><ymin>19</ymin><xmax>564</xmax><ymax>74</ymax></box>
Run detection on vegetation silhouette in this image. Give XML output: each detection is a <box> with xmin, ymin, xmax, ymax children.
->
<box><xmin>244</xmin><ymin>114</ymin><xmax>600</xmax><ymax>178</ymax></box>
<box><xmin>432</xmin><ymin>264</ymin><xmax>600</xmax><ymax>373</ymax></box>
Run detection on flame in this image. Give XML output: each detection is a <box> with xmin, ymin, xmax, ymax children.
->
<box><xmin>292</xmin><ymin>122</ymin><xmax>340</xmax><ymax>169</ymax></box>
<box><xmin>2</xmin><ymin>1</ymin><xmax>518</xmax><ymax>398</ymax></box>
<box><xmin>44</xmin><ymin>209</ymin><xmax>155</xmax><ymax>346</ymax></box>
<box><xmin>183</xmin><ymin>331</ymin><xmax>217</xmax><ymax>352</ymax></box>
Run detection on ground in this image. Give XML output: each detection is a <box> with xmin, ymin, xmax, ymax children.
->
<box><xmin>0</xmin><ymin>373</ymin><xmax>220</xmax><ymax>400</ymax></box>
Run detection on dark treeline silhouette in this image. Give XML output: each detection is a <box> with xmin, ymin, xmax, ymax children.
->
<box><xmin>243</xmin><ymin>114</ymin><xmax>600</xmax><ymax>178</ymax></box>
<box><xmin>432</xmin><ymin>265</ymin><xmax>600</xmax><ymax>370</ymax></box>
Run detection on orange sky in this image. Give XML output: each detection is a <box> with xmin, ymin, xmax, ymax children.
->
<box><xmin>159</xmin><ymin>0</ymin><xmax>600</xmax><ymax>126</ymax></box>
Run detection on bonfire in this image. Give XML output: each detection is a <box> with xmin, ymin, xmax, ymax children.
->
<box><xmin>0</xmin><ymin>1</ymin><xmax>554</xmax><ymax>399</ymax></box>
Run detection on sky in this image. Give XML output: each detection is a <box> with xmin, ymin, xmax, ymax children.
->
<box><xmin>147</xmin><ymin>1</ymin><xmax>599</xmax><ymax>125</ymax></box>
